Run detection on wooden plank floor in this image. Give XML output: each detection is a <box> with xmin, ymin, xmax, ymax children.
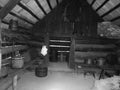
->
<box><xmin>8</xmin><ymin>62</ymin><xmax>96</xmax><ymax>90</ymax></box>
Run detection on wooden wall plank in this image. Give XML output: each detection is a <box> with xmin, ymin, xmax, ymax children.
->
<box><xmin>75</xmin><ymin>51</ymin><xmax>110</xmax><ymax>58</ymax></box>
<box><xmin>69</xmin><ymin>37</ymin><xmax>75</xmax><ymax>68</ymax></box>
<box><xmin>0</xmin><ymin>20</ymin><xmax>2</xmax><ymax>70</ymax></box>
<box><xmin>75</xmin><ymin>44</ymin><xmax>116</xmax><ymax>49</ymax></box>
<box><xmin>50</xmin><ymin>47</ymin><xmax>70</xmax><ymax>51</ymax></box>
<box><xmin>49</xmin><ymin>42</ymin><xmax>71</xmax><ymax>46</ymax></box>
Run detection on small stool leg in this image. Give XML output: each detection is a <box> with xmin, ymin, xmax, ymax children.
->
<box><xmin>84</xmin><ymin>72</ymin><xmax>86</xmax><ymax>78</ymax></box>
<box><xmin>92</xmin><ymin>72</ymin><xmax>95</xmax><ymax>78</ymax></box>
<box><xmin>99</xmin><ymin>69</ymin><xmax>104</xmax><ymax>80</ymax></box>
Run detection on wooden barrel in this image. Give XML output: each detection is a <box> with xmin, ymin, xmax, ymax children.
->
<box><xmin>35</xmin><ymin>66</ymin><xmax>48</xmax><ymax>77</ymax></box>
<box><xmin>12</xmin><ymin>57</ymin><xmax>24</xmax><ymax>69</ymax></box>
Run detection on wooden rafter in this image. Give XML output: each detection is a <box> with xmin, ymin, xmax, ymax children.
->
<box><xmin>46</xmin><ymin>0</ymin><xmax>53</xmax><ymax>10</ymax></box>
<box><xmin>9</xmin><ymin>12</ymin><xmax>34</xmax><ymax>25</ymax></box>
<box><xmin>35</xmin><ymin>0</ymin><xmax>47</xmax><ymax>15</ymax></box>
<box><xmin>96</xmin><ymin>0</ymin><xmax>109</xmax><ymax>12</ymax></box>
<box><xmin>0</xmin><ymin>20</ymin><xmax>2</xmax><ymax>70</ymax></box>
<box><xmin>111</xmin><ymin>16</ymin><xmax>120</xmax><ymax>22</ymax></box>
<box><xmin>0</xmin><ymin>0</ymin><xmax>21</xmax><ymax>19</ymax></box>
<box><xmin>18</xmin><ymin>2</ymin><xmax>40</xmax><ymax>21</ymax></box>
<box><xmin>0</xmin><ymin>6</ymin><xmax>34</xmax><ymax>25</ymax></box>
<box><xmin>2</xmin><ymin>20</ymin><xmax>9</xmax><ymax>24</ymax></box>
<box><xmin>56</xmin><ymin>0</ymin><xmax>59</xmax><ymax>5</ymax></box>
<box><xmin>101</xmin><ymin>3</ymin><xmax>120</xmax><ymax>18</ymax></box>
<box><xmin>90</xmin><ymin>0</ymin><xmax>96</xmax><ymax>6</ymax></box>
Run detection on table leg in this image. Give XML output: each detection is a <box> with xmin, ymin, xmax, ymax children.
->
<box><xmin>99</xmin><ymin>69</ymin><xmax>104</xmax><ymax>80</ymax></box>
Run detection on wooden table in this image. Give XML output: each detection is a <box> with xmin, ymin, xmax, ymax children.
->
<box><xmin>74</xmin><ymin>63</ymin><xmax>101</xmax><ymax>78</ymax></box>
<box><xmin>74</xmin><ymin>63</ymin><xmax>120</xmax><ymax>79</ymax></box>
<box><xmin>99</xmin><ymin>65</ymin><xmax>120</xmax><ymax>79</ymax></box>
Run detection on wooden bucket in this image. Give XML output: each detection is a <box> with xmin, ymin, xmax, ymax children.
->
<box><xmin>35</xmin><ymin>66</ymin><xmax>48</xmax><ymax>77</ymax></box>
<box><xmin>12</xmin><ymin>57</ymin><xmax>24</xmax><ymax>69</ymax></box>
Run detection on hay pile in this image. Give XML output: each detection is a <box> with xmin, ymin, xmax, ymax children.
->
<box><xmin>92</xmin><ymin>76</ymin><xmax>120</xmax><ymax>90</ymax></box>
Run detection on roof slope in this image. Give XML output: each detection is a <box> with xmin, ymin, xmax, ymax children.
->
<box><xmin>1</xmin><ymin>0</ymin><xmax>120</xmax><ymax>40</ymax></box>
<box><xmin>87</xmin><ymin>0</ymin><xmax>120</xmax><ymax>26</ymax></box>
<box><xmin>1</xmin><ymin>0</ymin><xmax>120</xmax><ymax>29</ymax></box>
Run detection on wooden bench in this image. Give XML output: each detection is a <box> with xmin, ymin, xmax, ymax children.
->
<box><xmin>74</xmin><ymin>63</ymin><xmax>101</xmax><ymax>78</ymax></box>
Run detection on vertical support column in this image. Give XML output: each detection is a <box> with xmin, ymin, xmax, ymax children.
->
<box><xmin>69</xmin><ymin>37</ymin><xmax>75</xmax><ymax>68</ymax></box>
<box><xmin>60</xmin><ymin>52</ymin><xmax>64</xmax><ymax>62</ymax></box>
<box><xmin>52</xmin><ymin>49</ymin><xmax>57</xmax><ymax>62</ymax></box>
<box><xmin>44</xmin><ymin>33</ymin><xmax>49</xmax><ymax>66</ymax></box>
<box><xmin>0</xmin><ymin>20</ymin><xmax>2</xmax><ymax>70</ymax></box>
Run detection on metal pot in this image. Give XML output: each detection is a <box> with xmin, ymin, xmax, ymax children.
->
<box><xmin>97</xmin><ymin>58</ymin><xmax>105</xmax><ymax>66</ymax></box>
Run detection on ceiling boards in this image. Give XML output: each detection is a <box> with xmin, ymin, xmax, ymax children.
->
<box><xmin>0</xmin><ymin>0</ymin><xmax>62</xmax><ymax>30</ymax></box>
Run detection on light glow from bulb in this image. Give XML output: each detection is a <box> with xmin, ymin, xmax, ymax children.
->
<box><xmin>41</xmin><ymin>45</ymin><xmax>48</xmax><ymax>56</ymax></box>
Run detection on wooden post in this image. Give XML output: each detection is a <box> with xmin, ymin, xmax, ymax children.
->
<box><xmin>60</xmin><ymin>52</ymin><xmax>64</xmax><ymax>62</ymax></box>
<box><xmin>0</xmin><ymin>20</ymin><xmax>2</xmax><ymax>70</ymax></box>
<box><xmin>12</xmin><ymin>75</ymin><xmax>18</xmax><ymax>90</ymax></box>
<box><xmin>69</xmin><ymin>37</ymin><xmax>75</xmax><ymax>68</ymax></box>
<box><xmin>44</xmin><ymin>33</ymin><xmax>49</xmax><ymax>66</ymax></box>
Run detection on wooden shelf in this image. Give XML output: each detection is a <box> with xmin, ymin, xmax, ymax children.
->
<box><xmin>75</xmin><ymin>51</ymin><xmax>110</xmax><ymax>58</ymax></box>
<box><xmin>69</xmin><ymin>37</ymin><xmax>117</xmax><ymax>69</ymax></box>
<box><xmin>75</xmin><ymin>44</ymin><xmax>116</xmax><ymax>49</ymax></box>
<box><xmin>1</xmin><ymin>45</ymin><xmax>27</xmax><ymax>55</ymax></box>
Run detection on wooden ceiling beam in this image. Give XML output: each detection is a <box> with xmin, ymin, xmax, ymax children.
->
<box><xmin>56</xmin><ymin>0</ymin><xmax>59</xmax><ymax>5</ymax></box>
<box><xmin>2</xmin><ymin>20</ymin><xmax>9</xmax><ymax>24</ymax></box>
<box><xmin>0</xmin><ymin>0</ymin><xmax>21</xmax><ymax>19</ymax></box>
<box><xmin>9</xmin><ymin>12</ymin><xmax>34</xmax><ymax>25</ymax></box>
<box><xmin>0</xmin><ymin>6</ymin><xmax>34</xmax><ymax>25</ymax></box>
<box><xmin>18</xmin><ymin>2</ymin><xmax>40</xmax><ymax>21</ymax></box>
<box><xmin>46</xmin><ymin>0</ymin><xmax>53</xmax><ymax>10</ymax></box>
<box><xmin>90</xmin><ymin>0</ymin><xmax>96</xmax><ymax>6</ymax></box>
<box><xmin>111</xmin><ymin>16</ymin><xmax>120</xmax><ymax>22</ymax></box>
<box><xmin>95</xmin><ymin>0</ymin><xmax>109</xmax><ymax>12</ymax></box>
<box><xmin>101</xmin><ymin>3</ymin><xmax>120</xmax><ymax>18</ymax></box>
<box><xmin>35</xmin><ymin>0</ymin><xmax>47</xmax><ymax>15</ymax></box>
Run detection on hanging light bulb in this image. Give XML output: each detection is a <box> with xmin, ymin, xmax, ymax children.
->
<box><xmin>41</xmin><ymin>45</ymin><xmax>48</xmax><ymax>56</ymax></box>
